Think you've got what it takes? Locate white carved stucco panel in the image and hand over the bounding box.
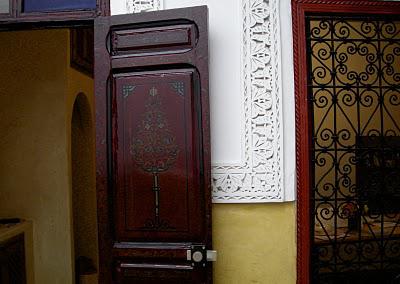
[126,0,162,12]
[109,0,296,203]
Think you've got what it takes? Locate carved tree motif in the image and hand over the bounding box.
[131,87,179,229]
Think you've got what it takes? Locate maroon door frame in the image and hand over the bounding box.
[292,0,400,283]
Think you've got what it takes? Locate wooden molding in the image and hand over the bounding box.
[70,27,94,77]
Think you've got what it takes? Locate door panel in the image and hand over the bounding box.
[95,7,211,284]
[113,69,204,242]
[110,24,197,56]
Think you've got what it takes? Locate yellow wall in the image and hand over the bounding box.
[213,203,297,284]
[0,29,95,284]
[0,29,73,284]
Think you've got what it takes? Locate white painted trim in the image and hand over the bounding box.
[280,0,296,201]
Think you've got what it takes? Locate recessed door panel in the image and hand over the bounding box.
[113,69,203,242]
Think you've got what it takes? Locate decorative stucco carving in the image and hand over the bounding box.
[126,0,163,13]
[212,0,283,202]
[125,0,284,202]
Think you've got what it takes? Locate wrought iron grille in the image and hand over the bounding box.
[307,15,400,284]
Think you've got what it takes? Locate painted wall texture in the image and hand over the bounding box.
[0,29,72,284]
[0,29,94,284]
[213,203,296,284]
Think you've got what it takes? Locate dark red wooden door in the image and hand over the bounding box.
[95,6,212,284]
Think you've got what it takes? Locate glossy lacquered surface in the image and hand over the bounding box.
[113,69,205,242]
[95,6,211,284]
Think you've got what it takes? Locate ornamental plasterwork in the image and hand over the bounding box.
[126,0,163,13]
[212,0,283,202]
[126,0,284,202]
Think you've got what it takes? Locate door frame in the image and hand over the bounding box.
[0,3,108,283]
[292,0,400,283]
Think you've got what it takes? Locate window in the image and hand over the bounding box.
[23,0,96,13]
[0,0,108,22]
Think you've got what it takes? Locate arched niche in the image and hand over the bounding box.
[71,93,98,283]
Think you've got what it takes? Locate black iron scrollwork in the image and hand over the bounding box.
[308,16,400,283]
